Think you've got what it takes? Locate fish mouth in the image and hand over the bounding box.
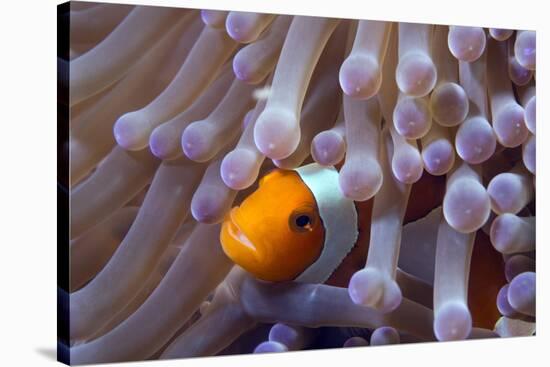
[227,215,257,251]
[220,207,260,264]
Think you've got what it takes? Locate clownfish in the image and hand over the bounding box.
[220,163,506,329]
[221,163,372,286]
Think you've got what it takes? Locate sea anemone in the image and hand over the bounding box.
[58,2,536,364]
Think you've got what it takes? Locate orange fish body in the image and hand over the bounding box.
[221,168,326,282]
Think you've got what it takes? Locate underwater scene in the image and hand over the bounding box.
[59,1,536,364]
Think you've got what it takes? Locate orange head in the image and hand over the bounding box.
[220,168,325,282]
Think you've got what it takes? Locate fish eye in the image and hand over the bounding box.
[289,207,316,233]
[296,215,311,227]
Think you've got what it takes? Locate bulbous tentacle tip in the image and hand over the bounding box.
[225,12,260,44]
[489,28,514,42]
[391,147,423,185]
[430,82,469,127]
[493,103,528,148]
[181,122,215,162]
[370,326,400,345]
[434,302,472,341]
[221,149,260,190]
[148,134,166,160]
[448,26,487,63]
[113,112,149,151]
[508,271,536,317]
[443,178,491,233]
[393,96,432,139]
[339,159,383,201]
[509,56,533,86]
[496,284,518,318]
[522,135,535,174]
[348,268,402,313]
[455,117,497,165]
[524,96,536,134]
[191,190,224,224]
[422,139,455,176]
[253,341,288,354]
[339,54,382,100]
[200,10,227,29]
[311,131,346,166]
[148,126,177,160]
[268,323,307,350]
[514,31,536,71]
[253,108,300,160]
[396,52,437,97]
[348,268,384,307]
